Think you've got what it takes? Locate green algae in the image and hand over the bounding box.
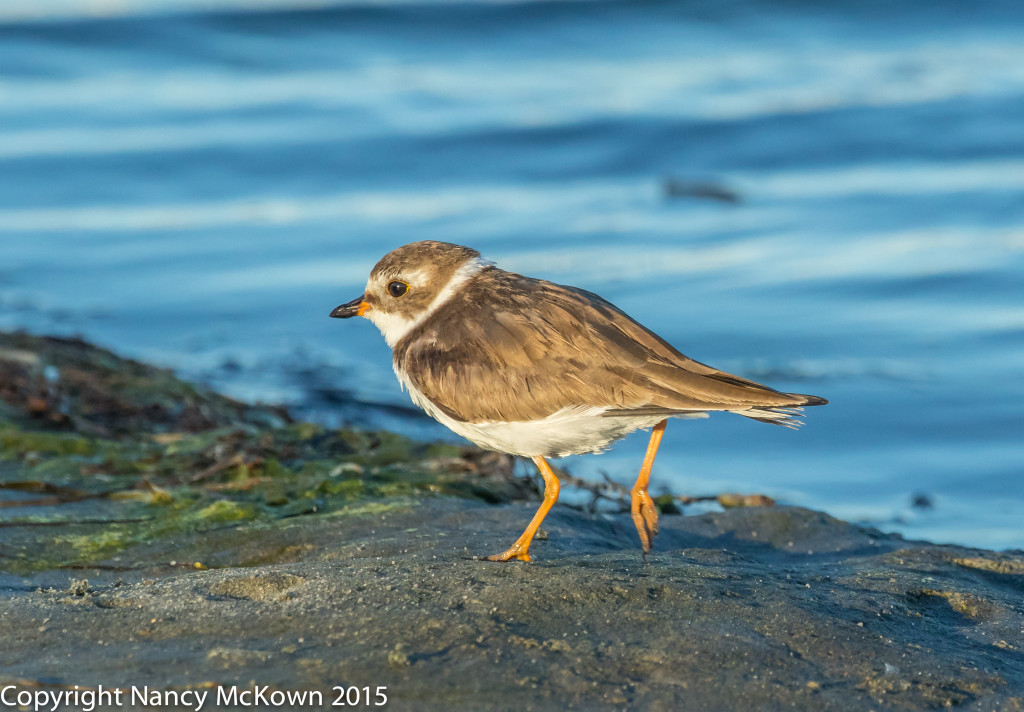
[325,499,418,519]
[1,434,522,573]
[0,331,535,574]
[0,425,99,458]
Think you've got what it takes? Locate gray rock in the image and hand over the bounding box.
[3,499,1022,711]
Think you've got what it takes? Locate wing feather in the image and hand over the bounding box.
[394,269,825,423]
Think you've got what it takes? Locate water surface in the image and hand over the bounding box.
[1,0,1022,548]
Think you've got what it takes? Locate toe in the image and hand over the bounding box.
[638,491,659,536]
[631,491,660,553]
[484,548,531,562]
[639,523,652,554]
[644,500,659,537]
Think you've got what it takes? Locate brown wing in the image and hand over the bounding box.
[395,268,826,423]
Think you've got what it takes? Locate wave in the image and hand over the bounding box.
[1,157,1022,232]
[0,0,600,25]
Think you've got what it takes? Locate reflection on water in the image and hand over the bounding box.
[1,0,1022,549]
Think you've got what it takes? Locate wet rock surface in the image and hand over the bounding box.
[1,332,1022,711]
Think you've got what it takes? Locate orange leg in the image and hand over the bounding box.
[485,455,561,562]
[631,419,667,554]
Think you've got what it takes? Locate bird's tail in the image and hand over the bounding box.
[731,393,828,429]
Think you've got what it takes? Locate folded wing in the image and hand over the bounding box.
[395,270,826,426]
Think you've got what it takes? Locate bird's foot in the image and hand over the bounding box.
[482,543,532,562]
[630,487,659,554]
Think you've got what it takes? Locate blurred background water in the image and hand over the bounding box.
[1,0,1021,549]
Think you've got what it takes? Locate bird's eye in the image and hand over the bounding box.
[387,280,409,298]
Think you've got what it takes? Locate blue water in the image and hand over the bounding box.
[1,0,1022,549]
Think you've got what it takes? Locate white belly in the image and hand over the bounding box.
[395,366,705,458]
[441,407,677,458]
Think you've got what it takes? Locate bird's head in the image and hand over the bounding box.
[330,240,489,347]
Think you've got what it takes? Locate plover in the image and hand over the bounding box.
[331,241,827,561]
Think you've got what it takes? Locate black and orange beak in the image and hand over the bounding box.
[329,296,370,319]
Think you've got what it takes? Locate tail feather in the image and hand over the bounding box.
[600,392,827,428]
[737,406,808,429]
[732,392,828,429]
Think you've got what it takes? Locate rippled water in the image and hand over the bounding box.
[1,0,1022,548]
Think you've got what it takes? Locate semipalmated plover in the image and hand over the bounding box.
[331,241,827,561]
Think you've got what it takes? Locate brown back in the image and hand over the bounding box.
[395,268,821,423]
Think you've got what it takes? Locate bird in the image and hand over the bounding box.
[330,241,827,561]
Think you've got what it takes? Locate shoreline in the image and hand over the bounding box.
[1,331,1022,710]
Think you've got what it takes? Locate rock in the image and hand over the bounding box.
[2,500,1022,710]
[1,332,1022,710]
